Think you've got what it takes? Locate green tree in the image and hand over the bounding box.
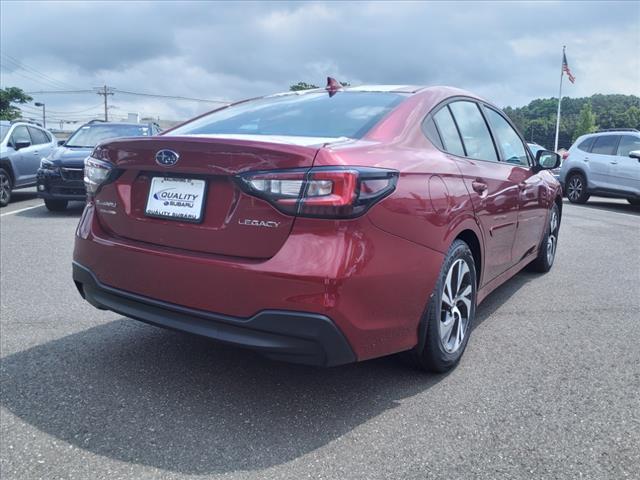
[289,82,319,91]
[0,87,32,120]
[289,80,351,92]
[573,102,597,141]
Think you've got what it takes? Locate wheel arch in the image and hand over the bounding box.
[0,158,15,185]
[565,167,588,186]
[453,229,482,287]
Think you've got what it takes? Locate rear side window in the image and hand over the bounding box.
[484,108,529,166]
[432,107,465,156]
[448,101,497,162]
[577,137,595,152]
[591,135,620,155]
[168,92,406,139]
[28,127,49,145]
[422,118,443,149]
[617,135,640,157]
[10,126,31,146]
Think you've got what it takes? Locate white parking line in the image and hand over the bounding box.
[0,204,44,217]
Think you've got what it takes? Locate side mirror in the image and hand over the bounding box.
[15,140,31,150]
[57,140,66,146]
[629,150,640,160]
[534,150,561,171]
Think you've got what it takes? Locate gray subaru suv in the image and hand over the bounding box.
[0,120,58,207]
[559,129,640,205]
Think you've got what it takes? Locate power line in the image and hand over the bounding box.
[24,90,94,94]
[20,102,104,115]
[0,53,82,90]
[113,88,229,104]
[0,64,77,91]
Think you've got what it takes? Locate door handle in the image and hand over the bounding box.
[472,180,487,194]
[583,157,589,162]
[610,161,618,165]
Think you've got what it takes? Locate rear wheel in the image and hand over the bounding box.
[410,239,477,373]
[0,168,12,207]
[566,172,589,204]
[528,203,560,273]
[44,199,68,211]
[627,198,640,206]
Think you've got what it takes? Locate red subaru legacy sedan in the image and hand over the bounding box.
[73,83,562,372]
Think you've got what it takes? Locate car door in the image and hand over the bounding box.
[7,125,39,186]
[27,127,53,177]
[613,134,640,195]
[588,135,621,190]
[483,106,548,264]
[436,100,519,283]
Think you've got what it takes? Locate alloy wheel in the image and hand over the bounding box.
[567,176,583,202]
[547,207,559,265]
[0,172,10,204]
[439,259,473,353]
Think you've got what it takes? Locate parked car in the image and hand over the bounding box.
[559,129,640,205]
[37,121,161,211]
[0,120,58,207]
[73,84,562,372]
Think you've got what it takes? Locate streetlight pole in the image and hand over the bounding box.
[34,102,46,128]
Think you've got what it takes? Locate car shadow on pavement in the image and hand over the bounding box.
[472,270,536,331]
[564,197,640,216]
[1,320,447,475]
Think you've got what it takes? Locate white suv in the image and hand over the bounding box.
[559,129,640,205]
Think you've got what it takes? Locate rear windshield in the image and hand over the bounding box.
[167,91,406,139]
[66,124,152,148]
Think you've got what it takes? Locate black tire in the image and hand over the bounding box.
[627,198,640,206]
[528,203,560,273]
[0,167,12,207]
[44,199,68,211]
[409,239,477,373]
[565,172,590,204]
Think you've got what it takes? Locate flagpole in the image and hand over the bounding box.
[554,46,566,152]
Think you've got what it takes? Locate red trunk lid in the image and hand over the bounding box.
[92,136,320,258]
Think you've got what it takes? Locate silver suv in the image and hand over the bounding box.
[0,121,58,207]
[559,129,640,205]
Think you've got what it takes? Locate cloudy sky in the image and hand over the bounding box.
[1,0,638,126]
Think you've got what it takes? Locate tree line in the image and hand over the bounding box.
[503,94,640,150]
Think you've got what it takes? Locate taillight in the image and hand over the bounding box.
[84,153,114,196]
[237,167,398,218]
[562,152,569,160]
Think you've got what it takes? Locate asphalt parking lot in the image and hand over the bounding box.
[1,189,639,480]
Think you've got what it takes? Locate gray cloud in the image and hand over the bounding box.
[1,1,638,124]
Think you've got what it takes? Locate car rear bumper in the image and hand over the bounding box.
[73,202,443,362]
[73,262,356,366]
[37,167,86,201]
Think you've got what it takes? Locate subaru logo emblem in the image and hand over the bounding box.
[155,149,179,167]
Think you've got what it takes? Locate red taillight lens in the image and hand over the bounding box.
[562,152,569,160]
[237,167,398,218]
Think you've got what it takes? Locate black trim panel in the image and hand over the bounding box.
[72,262,356,367]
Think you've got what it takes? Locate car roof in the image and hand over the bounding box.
[83,121,151,126]
[582,130,640,138]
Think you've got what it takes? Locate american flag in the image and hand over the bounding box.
[563,51,576,83]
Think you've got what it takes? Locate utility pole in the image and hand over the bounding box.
[94,85,114,121]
